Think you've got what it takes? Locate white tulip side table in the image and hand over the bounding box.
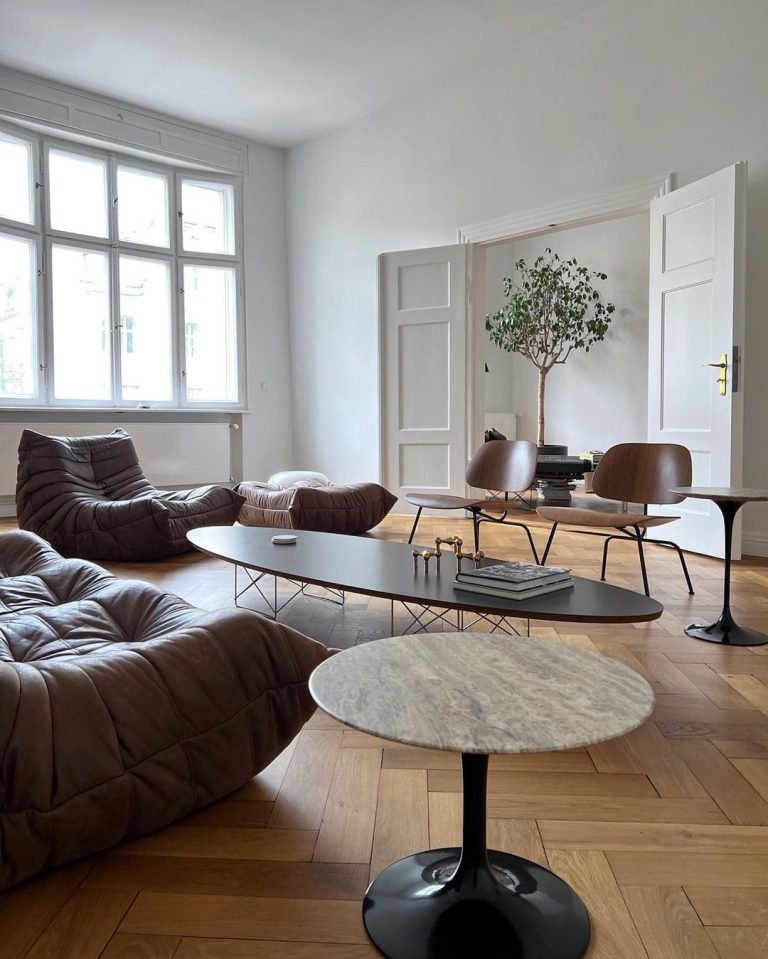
[671,486,768,646]
[309,632,655,959]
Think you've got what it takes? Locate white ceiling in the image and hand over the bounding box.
[0,0,606,147]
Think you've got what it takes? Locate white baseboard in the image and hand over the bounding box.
[743,532,768,558]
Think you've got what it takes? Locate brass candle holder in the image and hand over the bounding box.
[456,549,484,571]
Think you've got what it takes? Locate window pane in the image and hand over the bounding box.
[183,264,238,402]
[0,132,34,224]
[52,245,111,400]
[49,149,108,237]
[117,166,170,247]
[119,256,172,401]
[0,233,37,399]
[181,180,235,254]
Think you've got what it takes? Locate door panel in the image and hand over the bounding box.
[380,244,468,508]
[648,163,747,557]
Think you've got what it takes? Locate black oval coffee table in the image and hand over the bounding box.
[188,526,663,629]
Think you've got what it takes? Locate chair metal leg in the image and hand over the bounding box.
[654,538,695,595]
[541,523,558,565]
[519,524,540,565]
[634,525,650,597]
[408,507,422,545]
[601,535,619,581]
[472,511,480,553]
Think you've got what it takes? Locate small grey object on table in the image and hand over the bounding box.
[310,632,654,959]
[671,486,768,646]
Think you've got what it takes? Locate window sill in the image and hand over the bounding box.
[0,407,248,414]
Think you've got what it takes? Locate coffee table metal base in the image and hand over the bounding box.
[363,848,590,959]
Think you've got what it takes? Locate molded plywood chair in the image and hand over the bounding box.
[406,439,539,559]
[538,442,694,597]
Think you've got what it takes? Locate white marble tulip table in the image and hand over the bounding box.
[309,632,655,959]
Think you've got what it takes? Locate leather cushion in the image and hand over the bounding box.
[237,481,397,534]
[0,530,330,890]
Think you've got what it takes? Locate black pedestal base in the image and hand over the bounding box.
[686,620,768,646]
[363,847,590,959]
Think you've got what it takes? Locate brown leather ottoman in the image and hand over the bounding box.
[237,480,397,534]
[0,531,330,890]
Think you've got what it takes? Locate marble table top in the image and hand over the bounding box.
[671,487,768,503]
[309,633,655,755]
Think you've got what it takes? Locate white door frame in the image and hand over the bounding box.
[457,174,672,456]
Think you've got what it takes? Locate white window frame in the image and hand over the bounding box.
[0,119,245,410]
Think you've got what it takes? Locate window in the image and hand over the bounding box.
[0,120,242,408]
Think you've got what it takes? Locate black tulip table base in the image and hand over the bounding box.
[363,847,590,959]
[685,615,768,647]
[685,500,768,647]
[362,753,590,959]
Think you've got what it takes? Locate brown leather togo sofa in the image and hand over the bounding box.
[16,428,244,561]
[0,530,330,891]
[237,480,397,534]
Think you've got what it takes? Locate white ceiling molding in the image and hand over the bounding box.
[0,68,249,174]
[458,175,672,245]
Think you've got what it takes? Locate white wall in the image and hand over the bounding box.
[241,141,294,478]
[287,0,768,553]
[484,213,649,454]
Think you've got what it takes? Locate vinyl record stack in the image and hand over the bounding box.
[453,561,573,600]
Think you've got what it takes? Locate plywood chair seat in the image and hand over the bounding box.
[406,440,539,559]
[538,443,694,597]
[538,506,680,529]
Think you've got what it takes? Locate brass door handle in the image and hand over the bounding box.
[703,353,728,395]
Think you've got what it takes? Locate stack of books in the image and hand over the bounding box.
[453,562,573,600]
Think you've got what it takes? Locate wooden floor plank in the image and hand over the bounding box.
[485,795,727,824]
[620,885,720,959]
[623,723,708,798]
[120,893,368,943]
[230,739,298,802]
[268,730,343,830]
[101,933,180,958]
[705,926,768,958]
[369,768,429,882]
[174,940,381,958]
[313,748,381,863]
[684,886,768,926]
[382,746,594,772]
[607,852,768,887]
[722,674,768,715]
[0,860,93,959]
[120,827,317,862]
[672,741,768,825]
[428,769,657,797]
[84,855,369,900]
[539,820,768,854]
[729,758,768,800]
[25,888,136,959]
[545,850,647,958]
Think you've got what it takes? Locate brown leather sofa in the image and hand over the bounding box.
[0,530,330,890]
[237,480,397,534]
[16,428,244,560]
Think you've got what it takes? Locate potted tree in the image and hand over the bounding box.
[485,248,615,447]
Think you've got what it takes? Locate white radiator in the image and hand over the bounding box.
[0,421,234,495]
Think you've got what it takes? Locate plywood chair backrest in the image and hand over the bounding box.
[465,440,538,493]
[592,443,692,506]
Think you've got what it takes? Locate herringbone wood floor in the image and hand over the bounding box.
[3,513,768,958]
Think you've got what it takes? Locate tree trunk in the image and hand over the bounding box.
[537,367,547,446]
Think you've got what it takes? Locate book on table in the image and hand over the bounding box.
[453,578,574,601]
[455,562,571,592]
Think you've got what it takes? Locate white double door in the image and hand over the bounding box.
[379,163,747,557]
